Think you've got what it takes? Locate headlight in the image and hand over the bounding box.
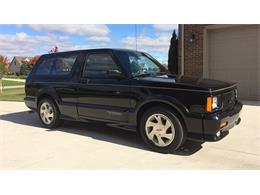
[206,96,221,112]
[212,96,218,109]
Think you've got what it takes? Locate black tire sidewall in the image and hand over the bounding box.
[139,107,186,153]
[38,98,60,128]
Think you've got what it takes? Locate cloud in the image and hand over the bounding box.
[121,35,171,53]
[0,32,89,57]
[153,24,178,31]
[24,24,110,36]
[87,36,110,43]
[120,24,178,63]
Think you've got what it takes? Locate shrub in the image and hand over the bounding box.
[20,63,31,76]
[0,61,4,79]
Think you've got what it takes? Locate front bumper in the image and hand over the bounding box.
[202,101,242,141]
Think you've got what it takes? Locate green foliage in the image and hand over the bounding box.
[20,63,31,76]
[168,30,178,74]
[0,61,4,79]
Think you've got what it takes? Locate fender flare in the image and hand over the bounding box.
[36,87,61,108]
[134,95,189,124]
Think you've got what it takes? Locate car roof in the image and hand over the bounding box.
[41,48,142,58]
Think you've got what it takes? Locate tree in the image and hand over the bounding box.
[0,61,4,93]
[29,55,40,68]
[20,62,31,76]
[19,55,40,75]
[0,55,9,73]
[168,30,178,74]
[0,55,8,64]
[0,61,4,78]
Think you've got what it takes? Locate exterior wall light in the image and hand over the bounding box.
[189,32,195,43]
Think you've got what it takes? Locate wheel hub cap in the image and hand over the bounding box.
[145,113,175,147]
[40,102,54,125]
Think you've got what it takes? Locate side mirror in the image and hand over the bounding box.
[107,70,125,79]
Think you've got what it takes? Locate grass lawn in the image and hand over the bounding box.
[0,87,25,102]
[3,75,27,79]
[2,80,25,86]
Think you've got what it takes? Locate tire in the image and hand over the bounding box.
[139,106,186,153]
[37,98,61,128]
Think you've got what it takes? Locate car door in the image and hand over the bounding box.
[77,51,131,122]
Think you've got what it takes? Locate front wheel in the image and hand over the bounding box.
[139,107,186,153]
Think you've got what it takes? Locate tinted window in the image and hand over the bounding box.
[35,58,55,75]
[35,54,77,76]
[83,53,120,78]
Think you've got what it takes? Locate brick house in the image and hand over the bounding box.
[178,24,260,101]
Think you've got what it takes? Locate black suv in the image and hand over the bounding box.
[25,48,242,153]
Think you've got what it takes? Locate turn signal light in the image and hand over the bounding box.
[206,97,212,112]
[220,122,228,129]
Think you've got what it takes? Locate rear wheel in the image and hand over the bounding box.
[38,98,61,128]
[139,107,186,153]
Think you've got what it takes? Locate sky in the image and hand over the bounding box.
[0,24,177,64]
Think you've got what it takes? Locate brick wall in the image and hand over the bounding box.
[178,24,209,77]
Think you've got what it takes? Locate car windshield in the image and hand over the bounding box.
[114,50,168,77]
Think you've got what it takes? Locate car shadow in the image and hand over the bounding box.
[0,111,203,156]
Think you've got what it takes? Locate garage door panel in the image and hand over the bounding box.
[208,25,260,100]
[209,57,258,70]
[210,61,251,70]
[209,26,259,39]
[209,69,248,82]
[249,88,260,98]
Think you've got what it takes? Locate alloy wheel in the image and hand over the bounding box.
[40,102,54,125]
[145,113,175,147]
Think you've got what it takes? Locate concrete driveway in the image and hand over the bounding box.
[0,101,259,169]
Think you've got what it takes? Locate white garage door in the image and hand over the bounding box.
[208,25,260,101]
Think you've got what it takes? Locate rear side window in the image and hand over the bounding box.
[35,58,55,75]
[83,53,120,78]
[35,54,78,76]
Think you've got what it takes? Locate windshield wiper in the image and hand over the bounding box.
[133,71,170,78]
[156,71,168,75]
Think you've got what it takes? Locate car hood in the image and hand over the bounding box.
[135,75,237,92]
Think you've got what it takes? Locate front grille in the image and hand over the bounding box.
[222,89,236,110]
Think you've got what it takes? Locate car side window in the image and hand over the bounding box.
[51,55,77,75]
[35,54,77,76]
[83,53,120,78]
[35,58,55,75]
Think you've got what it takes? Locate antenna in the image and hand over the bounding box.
[135,24,137,51]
